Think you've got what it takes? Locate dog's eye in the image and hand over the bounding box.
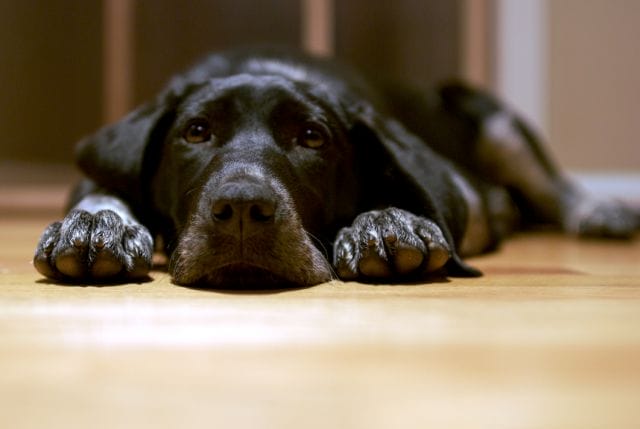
[184,120,211,143]
[298,125,327,149]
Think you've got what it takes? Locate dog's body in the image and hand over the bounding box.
[34,47,639,288]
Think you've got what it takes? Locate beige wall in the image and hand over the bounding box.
[0,0,103,163]
[10,1,635,173]
[0,1,461,165]
[548,0,640,171]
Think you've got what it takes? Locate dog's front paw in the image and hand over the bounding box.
[34,209,153,283]
[333,208,451,281]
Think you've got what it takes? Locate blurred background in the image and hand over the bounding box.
[0,0,638,179]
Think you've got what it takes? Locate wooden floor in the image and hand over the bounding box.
[1,179,640,428]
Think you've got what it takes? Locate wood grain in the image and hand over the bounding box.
[1,211,639,428]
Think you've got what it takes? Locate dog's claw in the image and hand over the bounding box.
[425,242,451,272]
[394,244,424,274]
[333,207,451,282]
[359,253,393,278]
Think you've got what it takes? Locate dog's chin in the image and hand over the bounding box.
[169,220,336,289]
[175,263,313,290]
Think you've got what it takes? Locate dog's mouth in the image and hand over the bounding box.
[168,195,335,289]
[177,262,302,290]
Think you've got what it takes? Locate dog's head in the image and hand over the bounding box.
[76,56,371,288]
[157,71,367,288]
[75,52,472,288]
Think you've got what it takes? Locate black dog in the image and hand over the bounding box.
[34,47,639,288]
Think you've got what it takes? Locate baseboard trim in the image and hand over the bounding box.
[570,171,640,204]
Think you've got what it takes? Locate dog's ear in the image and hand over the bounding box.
[75,78,194,204]
[349,102,481,277]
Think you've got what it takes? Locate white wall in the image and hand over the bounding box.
[494,0,548,136]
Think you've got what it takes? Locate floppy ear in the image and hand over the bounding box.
[74,78,196,206]
[75,101,168,203]
[349,103,481,277]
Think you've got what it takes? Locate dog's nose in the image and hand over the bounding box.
[210,182,277,233]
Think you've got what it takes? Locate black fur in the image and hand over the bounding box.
[34,47,639,288]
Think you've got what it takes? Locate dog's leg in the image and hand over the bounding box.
[439,84,639,238]
[476,110,638,237]
[34,181,153,282]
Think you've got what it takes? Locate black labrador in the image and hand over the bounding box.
[34,47,639,288]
